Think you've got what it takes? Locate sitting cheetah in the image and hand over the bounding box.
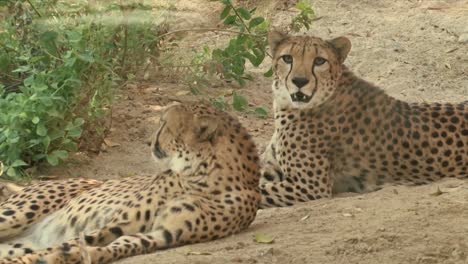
[260,31,467,208]
[0,102,261,263]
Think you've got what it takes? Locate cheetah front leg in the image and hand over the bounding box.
[260,133,285,184]
[259,158,333,208]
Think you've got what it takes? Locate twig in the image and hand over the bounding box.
[158,63,205,68]
[0,42,19,54]
[25,0,42,17]
[157,28,266,39]
[120,17,129,74]
[227,1,252,34]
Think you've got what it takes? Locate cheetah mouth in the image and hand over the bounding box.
[290,92,312,103]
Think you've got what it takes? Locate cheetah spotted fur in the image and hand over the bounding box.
[0,102,261,263]
[260,31,467,208]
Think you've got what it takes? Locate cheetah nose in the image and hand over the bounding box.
[292,77,309,89]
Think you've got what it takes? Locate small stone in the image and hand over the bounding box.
[458,33,468,43]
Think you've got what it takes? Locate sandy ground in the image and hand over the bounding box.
[38,0,468,263]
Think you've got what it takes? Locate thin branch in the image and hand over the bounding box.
[157,63,205,68]
[157,28,266,39]
[25,0,42,17]
[0,42,19,54]
[227,1,252,34]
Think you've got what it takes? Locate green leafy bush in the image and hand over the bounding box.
[0,0,162,179]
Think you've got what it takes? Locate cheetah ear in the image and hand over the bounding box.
[194,115,219,143]
[268,30,288,54]
[328,36,351,64]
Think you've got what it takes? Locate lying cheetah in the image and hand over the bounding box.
[0,102,261,263]
[260,31,467,208]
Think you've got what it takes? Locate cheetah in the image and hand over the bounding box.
[0,102,261,263]
[260,31,467,208]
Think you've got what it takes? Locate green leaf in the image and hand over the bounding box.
[46,150,68,166]
[66,30,82,43]
[46,154,59,166]
[42,135,50,150]
[220,5,231,19]
[264,67,273,77]
[248,17,264,29]
[236,7,251,20]
[243,52,258,66]
[68,127,82,138]
[41,31,59,42]
[40,31,59,56]
[0,0,11,7]
[254,233,275,244]
[224,15,236,25]
[232,93,248,112]
[77,52,95,63]
[6,167,17,177]
[24,75,35,86]
[74,118,85,126]
[11,160,28,167]
[13,65,31,73]
[32,116,40,124]
[254,107,268,118]
[52,150,68,160]
[36,124,47,137]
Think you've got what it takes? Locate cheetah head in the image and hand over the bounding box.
[150,103,224,176]
[268,31,351,109]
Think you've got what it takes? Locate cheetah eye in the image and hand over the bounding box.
[314,57,326,66]
[281,55,293,64]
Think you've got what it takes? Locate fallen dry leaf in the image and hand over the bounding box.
[300,214,310,221]
[430,187,446,196]
[186,251,212,256]
[254,233,275,244]
[175,90,191,96]
[104,138,120,147]
[37,175,58,180]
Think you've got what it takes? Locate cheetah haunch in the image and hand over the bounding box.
[0,103,261,263]
[260,31,467,208]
